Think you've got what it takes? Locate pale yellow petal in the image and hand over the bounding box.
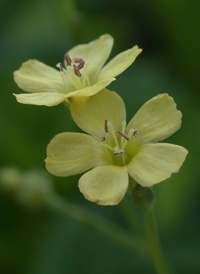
[70,89,126,138]
[65,78,115,98]
[45,133,107,177]
[67,34,114,79]
[14,92,68,106]
[79,165,128,205]
[127,94,182,143]
[14,60,71,93]
[128,143,188,187]
[98,46,142,80]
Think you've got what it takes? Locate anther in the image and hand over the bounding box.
[133,130,139,137]
[105,120,108,133]
[117,131,129,141]
[56,62,64,72]
[74,58,85,70]
[101,136,106,141]
[73,64,82,77]
[59,62,64,72]
[65,54,72,66]
[114,150,125,156]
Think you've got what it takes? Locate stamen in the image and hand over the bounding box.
[65,54,72,66]
[117,131,129,141]
[62,66,80,88]
[56,62,64,72]
[114,150,125,156]
[127,129,134,139]
[101,136,106,141]
[73,64,82,77]
[105,120,108,133]
[82,63,91,86]
[122,120,126,131]
[133,130,139,137]
[74,58,85,70]
[107,121,120,147]
[59,62,64,72]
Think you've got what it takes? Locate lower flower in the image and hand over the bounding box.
[45,89,188,206]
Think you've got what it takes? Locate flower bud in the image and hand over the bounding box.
[15,170,53,208]
[0,167,22,191]
[0,167,53,208]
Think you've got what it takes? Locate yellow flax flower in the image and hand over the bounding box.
[13,34,142,107]
[45,90,188,205]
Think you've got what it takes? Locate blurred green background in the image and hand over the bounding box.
[0,0,199,273]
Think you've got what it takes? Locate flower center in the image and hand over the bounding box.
[57,54,91,90]
[100,120,139,166]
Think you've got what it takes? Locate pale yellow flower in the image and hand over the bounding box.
[13,34,142,106]
[45,90,188,205]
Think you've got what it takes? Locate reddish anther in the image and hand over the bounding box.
[117,131,129,141]
[73,64,82,77]
[101,136,106,141]
[74,58,85,70]
[133,130,139,137]
[105,120,108,133]
[114,150,124,156]
[59,62,64,72]
[77,60,85,70]
[65,54,72,66]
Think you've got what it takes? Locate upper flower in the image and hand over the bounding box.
[45,89,188,206]
[13,34,142,107]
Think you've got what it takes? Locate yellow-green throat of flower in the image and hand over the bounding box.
[100,120,139,166]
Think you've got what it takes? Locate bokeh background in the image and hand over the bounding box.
[0,0,199,273]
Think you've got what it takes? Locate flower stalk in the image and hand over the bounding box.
[132,185,172,274]
[144,210,171,274]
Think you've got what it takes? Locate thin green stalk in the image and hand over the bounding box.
[47,194,149,257]
[132,185,172,273]
[144,210,172,274]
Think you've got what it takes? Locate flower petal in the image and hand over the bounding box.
[14,60,70,93]
[128,143,188,187]
[79,165,128,205]
[65,78,115,98]
[14,92,68,106]
[45,132,107,177]
[67,34,114,79]
[98,46,142,80]
[70,89,126,138]
[127,94,182,143]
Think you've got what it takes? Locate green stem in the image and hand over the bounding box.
[144,209,171,274]
[46,194,149,257]
[132,185,172,273]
